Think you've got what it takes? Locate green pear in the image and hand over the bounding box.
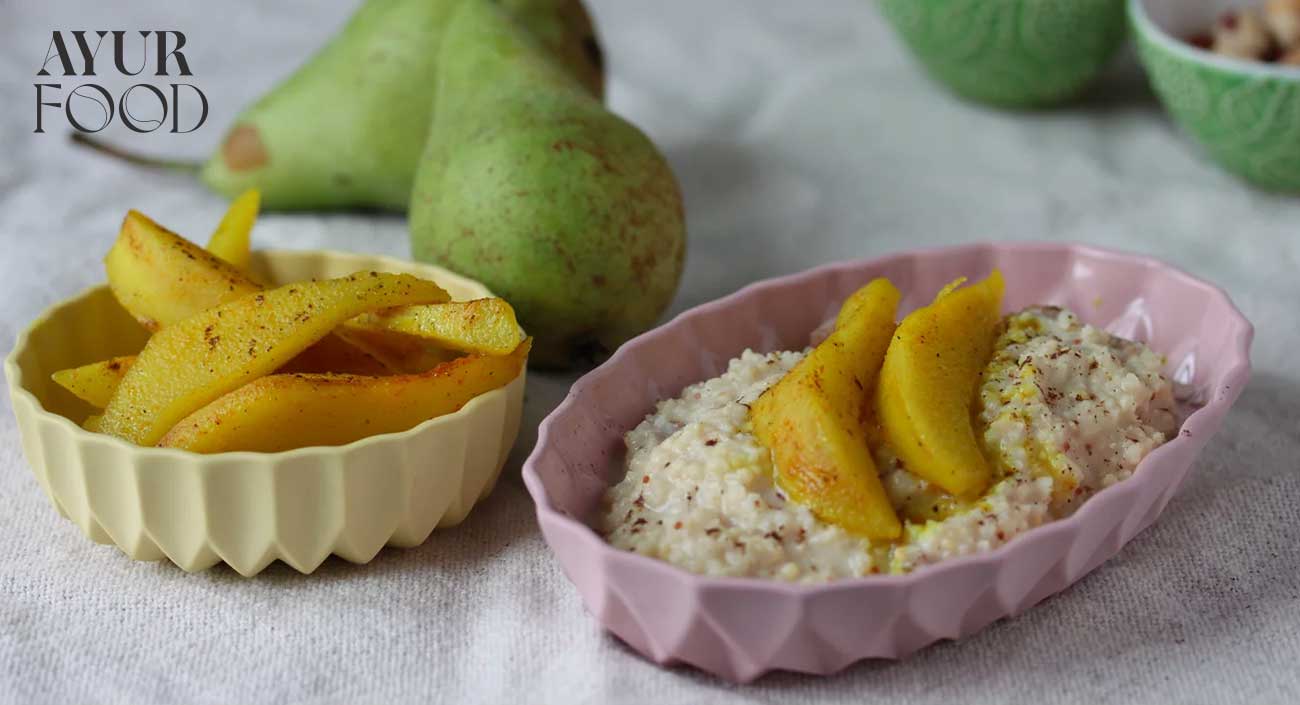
[499,0,603,96]
[409,0,686,369]
[200,0,603,211]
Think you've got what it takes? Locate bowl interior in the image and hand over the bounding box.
[15,288,151,424]
[534,245,1251,523]
[1137,0,1300,78]
[13,249,492,429]
[1140,0,1262,39]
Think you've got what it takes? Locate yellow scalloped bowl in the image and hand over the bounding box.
[4,249,526,576]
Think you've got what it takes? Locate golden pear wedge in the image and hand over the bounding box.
[346,297,522,355]
[751,278,903,539]
[206,189,260,270]
[160,339,530,453]
[106,210,261,330]
[876,271,1005,497]
[51,356,136,408]
[50,333,392,411]
[97,273,447,446]
[338,297,524,371]
[104,210,397,375]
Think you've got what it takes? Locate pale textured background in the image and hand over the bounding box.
[1,1,1298,703]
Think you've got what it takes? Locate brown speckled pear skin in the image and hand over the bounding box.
[500,0,604,97]
[200,0,604,212]
[409,0,686,370]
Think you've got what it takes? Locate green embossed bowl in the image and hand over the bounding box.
[1132,0,1300,192]
[879,0,1128,108]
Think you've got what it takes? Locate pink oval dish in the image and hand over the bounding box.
[521,242,1252,682]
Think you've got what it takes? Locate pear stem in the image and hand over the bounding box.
[68,132,201,173]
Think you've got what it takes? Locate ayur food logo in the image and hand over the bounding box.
[34,31,208,134]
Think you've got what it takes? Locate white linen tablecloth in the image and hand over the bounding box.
[2,1,1297,703]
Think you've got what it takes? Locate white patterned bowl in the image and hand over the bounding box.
[5,249,526,576]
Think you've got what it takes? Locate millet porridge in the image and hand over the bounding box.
[600,306,1177,582]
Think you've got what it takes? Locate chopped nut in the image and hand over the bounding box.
[1265,0,1300,48]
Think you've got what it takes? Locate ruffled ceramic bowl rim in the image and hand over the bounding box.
[522,241,1253,594]
[1130,0,1300,79]
[5,248,516,462]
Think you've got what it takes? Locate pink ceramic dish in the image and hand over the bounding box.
[522,242,1252,682]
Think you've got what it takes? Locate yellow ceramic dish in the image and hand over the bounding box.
[5,249,526,576]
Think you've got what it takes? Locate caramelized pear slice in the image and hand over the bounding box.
[49,335,392,417]
[159,339,530,453]
[876,271,1004,497]
[337,298,524,372]
[751,278,903,539]
[346,298,522,356]
[97,273,447,446]
[206,189,260,270]
[51,356,136,408]
[107,210,261,331]
[105,210,398,375]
